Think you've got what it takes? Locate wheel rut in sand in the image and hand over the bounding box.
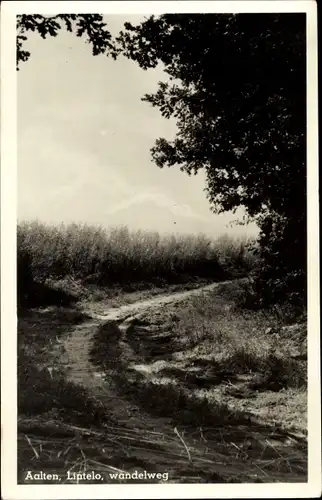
[61,282,243,477]
[62,282,223,429]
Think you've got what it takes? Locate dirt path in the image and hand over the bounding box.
[60,281,307,482]
[62,281,243,481]
[63,281,221,416]
[90,281,222,321]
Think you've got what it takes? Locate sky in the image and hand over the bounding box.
[18,14,258,238]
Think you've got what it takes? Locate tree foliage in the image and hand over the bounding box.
[117,14,306,306]
[117,14,305,219]
[16,14,307,307]
[17,14,118,69]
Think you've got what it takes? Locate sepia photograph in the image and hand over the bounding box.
[1,1,320,499]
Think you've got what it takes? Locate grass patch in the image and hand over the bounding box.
[85,280,307,481]
[168,283,307,394]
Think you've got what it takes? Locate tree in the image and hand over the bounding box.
[17,14,118,69]
[117,14,306,307]
[16,14,307,307]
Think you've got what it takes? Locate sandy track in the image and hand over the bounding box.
[90,281,223,322]
[60,280,307,482]
[63,282,221,426]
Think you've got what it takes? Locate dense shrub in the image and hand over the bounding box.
[17,245,34,307]
[249,213,306,310]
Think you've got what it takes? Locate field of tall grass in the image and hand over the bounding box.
[18,221,257,302]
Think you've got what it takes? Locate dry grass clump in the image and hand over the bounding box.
[19,409,307,484]
[171,285,307,393]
